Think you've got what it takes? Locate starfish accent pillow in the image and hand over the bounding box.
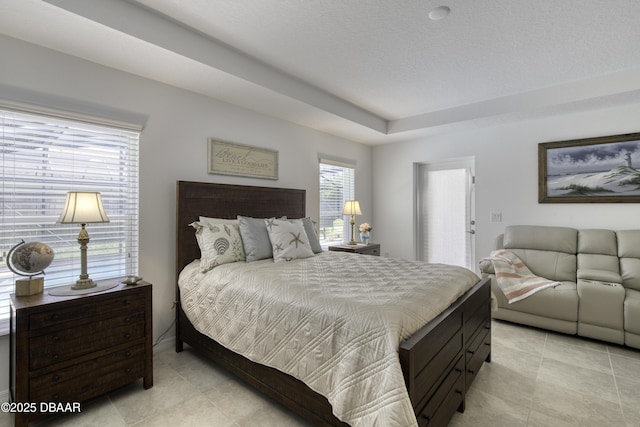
[264,218,315,262]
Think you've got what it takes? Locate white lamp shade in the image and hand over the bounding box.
[58,192,110,224]
[342,200,362,216]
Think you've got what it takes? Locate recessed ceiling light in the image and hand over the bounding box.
[429,6,451,21]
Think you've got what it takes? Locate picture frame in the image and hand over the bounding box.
[538,132,640,203]
[208,139,278,180]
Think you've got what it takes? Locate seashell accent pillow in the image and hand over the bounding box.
[190,221,245,272]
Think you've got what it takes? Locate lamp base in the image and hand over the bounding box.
[71,278,96,290]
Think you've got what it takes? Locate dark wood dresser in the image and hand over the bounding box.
[9,280,153,427]
[328,243,381,256]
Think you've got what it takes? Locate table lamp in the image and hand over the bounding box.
[342,200,362,245]
[57,192,110,290]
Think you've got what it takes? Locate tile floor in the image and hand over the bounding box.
[2,320,640,426]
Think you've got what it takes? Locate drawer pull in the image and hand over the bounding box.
[124,333,132,340]
[484,325,491,330]
[125,351,132,358]
[52,354,59,362]
[51,314,61,321]
[124,317,131,323]
[484,342,491,346]
[52,394,60,402]
[52,335,60,342]
[52,375,60,382]
[467,349,475,355]
[421,414,431,421]
[125,368,132,374]
[455,389,463,395]
[123,300,131,305]
[467,369,475,375]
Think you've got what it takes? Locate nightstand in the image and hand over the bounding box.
[328,243,381,256]
[9,279,153,427]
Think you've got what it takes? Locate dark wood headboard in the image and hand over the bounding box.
[175,181,306,281]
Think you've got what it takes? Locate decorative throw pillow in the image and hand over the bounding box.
[301,217,323,254]
[191,221,245,272]
[238,215,273,262]
[265,218,315,262]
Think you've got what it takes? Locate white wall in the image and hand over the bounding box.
[0,35,373,395]
[373,104,640,267]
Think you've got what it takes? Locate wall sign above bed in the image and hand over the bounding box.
[208,138,278,180]
[538,132,640,203]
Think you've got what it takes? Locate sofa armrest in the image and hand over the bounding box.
[479,259,494,275]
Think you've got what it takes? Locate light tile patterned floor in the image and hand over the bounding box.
[2,320,640,426]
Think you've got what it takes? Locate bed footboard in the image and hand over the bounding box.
[400,277,491,427]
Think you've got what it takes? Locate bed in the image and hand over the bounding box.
[175,181,491,427]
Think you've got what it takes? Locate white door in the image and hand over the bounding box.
[417,158,475,270]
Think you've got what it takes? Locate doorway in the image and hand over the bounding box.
[416,158,475,270]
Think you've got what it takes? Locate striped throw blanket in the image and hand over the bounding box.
[483,249,559,303]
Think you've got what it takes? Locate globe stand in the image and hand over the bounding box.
[15,277,44,297]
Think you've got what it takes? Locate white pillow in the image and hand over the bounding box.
[265,218,315,262]
[191,221,245,271]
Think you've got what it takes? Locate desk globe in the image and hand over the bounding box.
[7,240,54,296]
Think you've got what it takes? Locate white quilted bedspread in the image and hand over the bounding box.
[178,251,479,427]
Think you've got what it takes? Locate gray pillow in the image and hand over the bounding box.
[301,217,323,254]
[237,215,273,262]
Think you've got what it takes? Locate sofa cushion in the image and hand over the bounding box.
[577,254,620,274]
[620,258,640,291]
[618,230,640,258]
[624,289,640,335]
[618,230,640,291]
[508,248,577,282]
[503,225,577,254]
[577,269,622,283]
[578,229,618,256]
[491,279,578,322]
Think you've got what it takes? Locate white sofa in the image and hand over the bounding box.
[480,225,640,349]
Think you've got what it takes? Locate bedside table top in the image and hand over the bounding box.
[329,243,378,250]
[10,278,151,310]
[328,243,380,255]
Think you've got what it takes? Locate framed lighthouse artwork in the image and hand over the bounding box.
[539,132,640,203]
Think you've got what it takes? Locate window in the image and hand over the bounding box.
[319,159,355,247]
[0,107,140,334]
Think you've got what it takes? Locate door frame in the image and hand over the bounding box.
[413,156,476,268]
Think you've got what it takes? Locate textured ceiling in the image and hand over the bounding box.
[2,0,640,144]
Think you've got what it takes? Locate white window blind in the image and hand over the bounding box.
[0,108,140,334]
[319,160,355,247]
